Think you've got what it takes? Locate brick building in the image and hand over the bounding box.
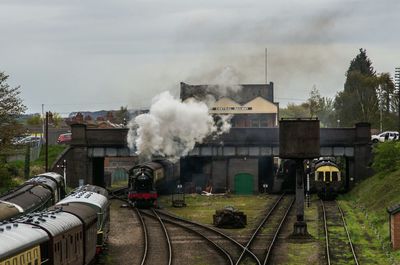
[388,204,400,250]
[180,82,279,194]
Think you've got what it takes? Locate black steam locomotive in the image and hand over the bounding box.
[128,160,179,208]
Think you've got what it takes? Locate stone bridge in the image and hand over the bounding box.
[52,123,371,188]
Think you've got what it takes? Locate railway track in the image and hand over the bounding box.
[154,208,261,265]
[236,194,294,265]
[137,208,173,265]
[107,186,128,199]
[141,209,235,265]
[321,200,359,265]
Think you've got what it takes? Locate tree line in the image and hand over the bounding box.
[280,48,399,130]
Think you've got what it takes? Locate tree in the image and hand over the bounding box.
[115,106,129,125]
[279,103,310,119]
[26,114,42,126]
[334,48,379,127]
[377,73,395,113]
[51,112,63,128]
[0,72,26,153]
[307,86,335,127]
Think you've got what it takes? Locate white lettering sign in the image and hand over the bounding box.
[212,107,252,111]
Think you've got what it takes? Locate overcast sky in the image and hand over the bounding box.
[0,0,399,115]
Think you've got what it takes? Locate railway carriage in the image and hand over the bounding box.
[36,172,66,200]
[0,222,48,265]
[48,204,98,265]
[56,185,110,252]
[0,172,65,222]
[0,184,108,265]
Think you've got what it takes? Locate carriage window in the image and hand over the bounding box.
[332,172,338,181]
[325,172,331,182]
[318,172,324,181]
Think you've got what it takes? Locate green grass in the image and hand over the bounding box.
[337,168,400,263]
[0,145,67,192]
[32,144,67,168]
[158,194,274,234]
[284,196,321,265]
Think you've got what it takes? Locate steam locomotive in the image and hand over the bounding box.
[128,160,179,208]
[0,184,109,265]
[0,172,66,221]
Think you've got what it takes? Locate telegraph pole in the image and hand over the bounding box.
[45,112,49,171]
[395,67,400,132]
[265,48,268,84]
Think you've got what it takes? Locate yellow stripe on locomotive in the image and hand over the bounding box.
[314,165,341,182]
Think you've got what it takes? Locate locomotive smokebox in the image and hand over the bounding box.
[279,118,320,159]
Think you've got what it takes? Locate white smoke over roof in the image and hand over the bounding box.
[127,91,231,162]
[207,66,242,97]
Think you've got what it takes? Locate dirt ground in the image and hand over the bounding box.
[97,200,143,265]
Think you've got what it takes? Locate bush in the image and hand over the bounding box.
[372,142,400,173]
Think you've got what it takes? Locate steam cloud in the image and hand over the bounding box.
[207,66,242,97]
[127,91,231,162]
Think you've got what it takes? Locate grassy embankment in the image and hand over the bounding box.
[337,142,400,264]
[0,145,67,193]
[338,169,400,264]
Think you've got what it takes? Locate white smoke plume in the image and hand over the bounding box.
[127,91,231,162]
[205,66,243,98]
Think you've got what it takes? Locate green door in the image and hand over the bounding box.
[234,173,254,195]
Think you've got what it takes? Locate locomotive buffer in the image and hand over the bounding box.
[279,118,320,237]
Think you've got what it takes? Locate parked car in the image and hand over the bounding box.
[14,135,42,145]
[371,131,399,143]
[57,132,72,144]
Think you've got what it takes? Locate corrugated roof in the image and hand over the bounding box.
[57,191,108,213]
[37,172,64,185]
[49,203,97,226]
[27,177,57,192]
[0,222,48,260]
[16,210,81,236]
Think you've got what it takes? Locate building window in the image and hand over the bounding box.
[251,120,260,127]
[260,120,268,127]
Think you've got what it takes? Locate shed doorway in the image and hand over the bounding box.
[234,173,254,195]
